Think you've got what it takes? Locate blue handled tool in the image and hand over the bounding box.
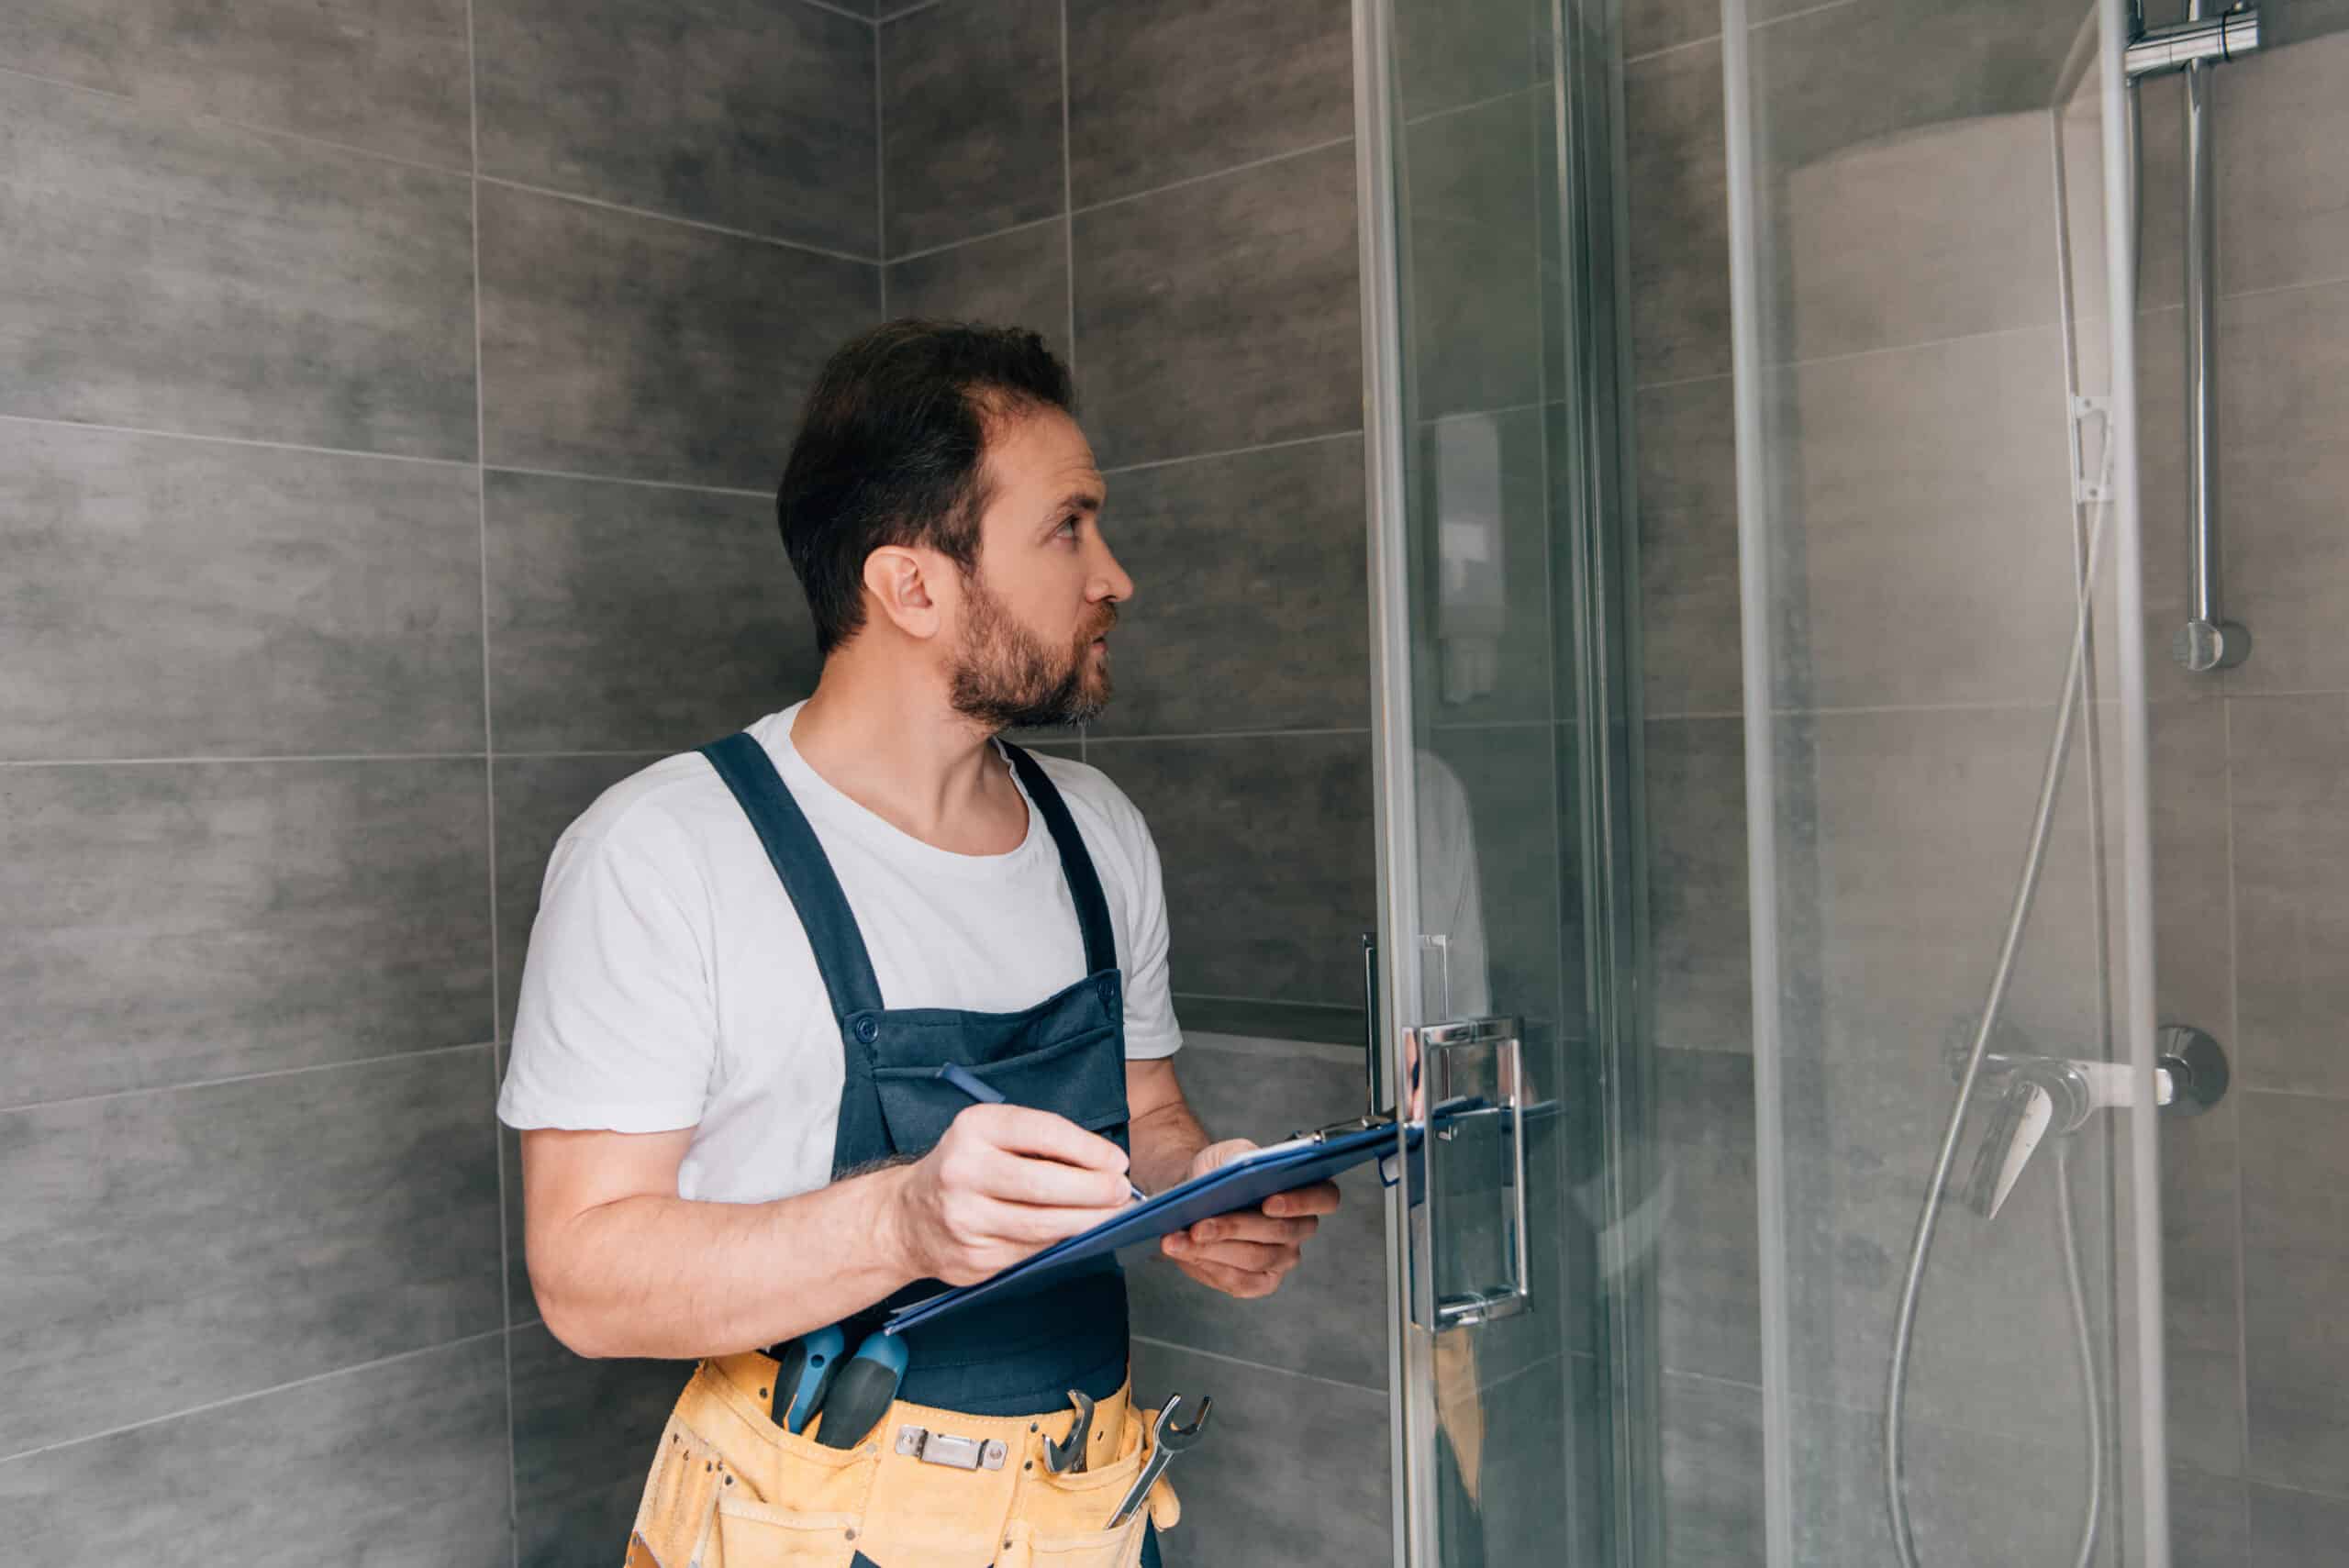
[935,1063,1145,1203]
[772,1323,845,1434]
[814,1330,909,1450]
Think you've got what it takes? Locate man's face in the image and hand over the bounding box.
[947,407,1132,731]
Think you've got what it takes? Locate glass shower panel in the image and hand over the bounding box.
[1721,2,2166,1564]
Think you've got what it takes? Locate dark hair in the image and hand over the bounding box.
[777,319,1075,657]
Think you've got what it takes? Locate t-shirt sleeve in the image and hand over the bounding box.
[1114,802,1184,1062]
[496,815,718,1133]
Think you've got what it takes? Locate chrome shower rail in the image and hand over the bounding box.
[2130,4,2262,672]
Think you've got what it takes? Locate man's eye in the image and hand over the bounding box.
[1056,517,1080,539]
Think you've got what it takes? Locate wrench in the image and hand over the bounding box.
[1108,1394,1213,1529]
[1044,1389,1095,1475]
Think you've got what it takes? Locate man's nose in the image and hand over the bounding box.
[1094,543,1135,606]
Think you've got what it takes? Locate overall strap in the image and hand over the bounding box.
[999,743,1119,979]
[697,732,885,1020]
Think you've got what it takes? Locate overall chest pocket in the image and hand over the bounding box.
[869,1024,1127,1156]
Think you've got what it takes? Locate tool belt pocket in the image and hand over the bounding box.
[1002,1400,1178,1568]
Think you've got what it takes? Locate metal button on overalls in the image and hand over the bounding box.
[621,731,1169,1568]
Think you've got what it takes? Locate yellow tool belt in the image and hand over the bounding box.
[624,1350,1180,1568]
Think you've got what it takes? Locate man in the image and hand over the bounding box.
[497,320,1341,1567]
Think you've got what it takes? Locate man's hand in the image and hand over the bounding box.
[1158,1139,1341,1299]
[885,1105,1136,1285]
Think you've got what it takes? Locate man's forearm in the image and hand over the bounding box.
[533,1165,918,1361]
[1128,1098,1213,1195]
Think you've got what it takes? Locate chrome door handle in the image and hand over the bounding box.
[1406,1015,1532,1331]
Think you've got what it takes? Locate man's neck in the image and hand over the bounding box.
[789,656,1029,855]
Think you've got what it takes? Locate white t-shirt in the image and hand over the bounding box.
[496,702,1183,1205]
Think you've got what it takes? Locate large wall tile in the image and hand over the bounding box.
[0,423,483,761]
[0,72,476,458]
[1089,435,1368,739]
[885,220,1071,363]
[2171,1467,2251,1568]
[1132,1339,1389,1568]
[1636,375,1742,718]
[479,181,876,490]
[1775,108,2060,362]
[510,1322,691,1568]
[476,0,876,253]
[1623,39,1730,386]
[1166,994,1366,1047]
[486,471,820,754]
[2160,1092,2248,1475]
[1403,88,1544,421]
[2249,1481,2349,1568]
[1645,717,1751,1055]
[0,1333,508,1562]
[1089,732,1374,1007]
[2228,694,2349,1096]
[2219,30,2349,298]
[1074,142,1359,469]
[0,0,471,168]
[0,1048,503,1457]
[1661,1373,1765,1568]
[1765,328,2077,711]
[2216,279,2349,695]
[1065,0,1352,207]
[880,0,1063,257]
[2241,1090,2349,1492]
[0,761,492,1107]
[1126,1037,1388,1390]
[1658,1047,1761,1385]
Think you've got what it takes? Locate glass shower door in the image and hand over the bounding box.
[1355,0,1649,1562]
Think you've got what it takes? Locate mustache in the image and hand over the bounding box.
[1080,604,1119,641]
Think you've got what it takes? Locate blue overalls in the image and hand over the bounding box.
[665,728,1164,1568]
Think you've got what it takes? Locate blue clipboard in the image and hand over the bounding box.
[882,1095,1558,1334]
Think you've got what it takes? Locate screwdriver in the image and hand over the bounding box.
[934,1062,1146,1204]
[814,1330,910,1450]
[772,1323,845,1434]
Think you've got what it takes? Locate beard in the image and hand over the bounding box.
[947,571,1117,731]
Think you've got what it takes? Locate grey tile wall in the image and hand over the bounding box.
[884,218,1072,362]
[0,1334,512,1564]
[478,181,877,490]
[878,0,1063,257]
[1,5,881,1560]
[0,423,485,761]
[0,0,472,168]
[1074,139,1361,469]
[1064,0,1353,207]
[0,72,478,459]
[475,0,877,252]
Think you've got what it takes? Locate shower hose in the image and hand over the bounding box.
[1880,459,2113,1568]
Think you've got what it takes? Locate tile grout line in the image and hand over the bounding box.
[461,5,521,1554]
[1072,132,1355,218]
[886,212,1064,265]
[0,1041,496,1126]
[0,1326,511,1471]
[1128,1335,1384,1398]
[477,174,880,265]
[1401,78,1552,132]
[0,412,783,500]
[796,0,875,21]
[1100,428,1362,476]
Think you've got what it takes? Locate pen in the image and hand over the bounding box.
[935,1062,1146,1204]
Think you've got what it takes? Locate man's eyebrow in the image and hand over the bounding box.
[1054,492,1103,514]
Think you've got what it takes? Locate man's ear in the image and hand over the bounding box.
[861,545,949,641]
